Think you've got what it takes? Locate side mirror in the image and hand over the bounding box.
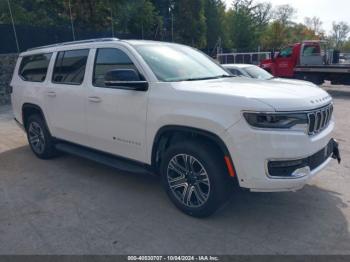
[104,69,148,91]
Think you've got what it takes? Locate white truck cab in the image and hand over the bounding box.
[11,38,340,217]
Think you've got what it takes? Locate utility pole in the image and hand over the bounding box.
[109,0,114,37]
[68,0,76,41]
[171,13,174,42]
[7,0,20,53]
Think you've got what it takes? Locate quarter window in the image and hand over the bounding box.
[52,49,89,85]
[93,48,139,87]
[19,53,52,82]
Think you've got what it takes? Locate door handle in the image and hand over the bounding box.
[88,96,102,103]
[47,91,56,97]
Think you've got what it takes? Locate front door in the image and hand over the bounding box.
[275,46,294,77]
[85,47,149,162]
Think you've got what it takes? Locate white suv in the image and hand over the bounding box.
[11,38,340,217]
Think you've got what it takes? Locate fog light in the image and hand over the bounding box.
[291,166,310,178]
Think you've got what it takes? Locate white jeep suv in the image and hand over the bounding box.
[11,38,340,217]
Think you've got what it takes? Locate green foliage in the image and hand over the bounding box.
[225,0,272,51]
[120,0,162,38]
[204,0,226,49]
[343,40,350,52]
[1,0,350,52]
[173,0,207,48]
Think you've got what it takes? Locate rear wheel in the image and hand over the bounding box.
[26,114,57,159]
[160,140,232,217]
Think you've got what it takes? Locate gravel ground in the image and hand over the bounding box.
[0,85,349,255]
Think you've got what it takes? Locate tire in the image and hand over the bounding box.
[26,114,57,159]
[160,140,233,217]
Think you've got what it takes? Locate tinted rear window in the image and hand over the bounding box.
[52,49,89,85]
[19,53,52,82]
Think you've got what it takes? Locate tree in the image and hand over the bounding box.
[226,0,272,51]
[304,16,324,36]
[204,0,227,51]
[0,0,68,26]
[330,21,350,50]
[172,0,207,48]
[273,4,296,26]
[127,0,162,39]
[343,39,350,52]
[260,21,285,50]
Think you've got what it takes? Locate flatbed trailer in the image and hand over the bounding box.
[260,41,350,85]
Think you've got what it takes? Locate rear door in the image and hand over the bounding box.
[45,49,90,145]
[84,46,149,162]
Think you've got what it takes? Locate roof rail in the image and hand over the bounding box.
[27,38,120,51]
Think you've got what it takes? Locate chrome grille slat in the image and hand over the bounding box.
[324,107,329,127]
[307,104,333,135]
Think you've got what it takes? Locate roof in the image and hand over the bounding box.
[21,38,183,56]
[27,38,120,51]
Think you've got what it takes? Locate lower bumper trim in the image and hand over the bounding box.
[267,139,337,178]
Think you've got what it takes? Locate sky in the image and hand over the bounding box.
[224,0,350,34]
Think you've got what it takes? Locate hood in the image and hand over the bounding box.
[272,77,317,88]
[172,77,332,111]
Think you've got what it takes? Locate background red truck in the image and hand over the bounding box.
[260,40,350,85]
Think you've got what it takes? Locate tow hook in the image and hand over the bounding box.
[332,139,341,164]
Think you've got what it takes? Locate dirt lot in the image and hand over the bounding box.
[0,85,349,255]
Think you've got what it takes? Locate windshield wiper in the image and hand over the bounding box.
[182,76,220,81]
[182,75,235,81]
[217,74,236,78]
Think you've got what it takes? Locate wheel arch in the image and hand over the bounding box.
[22,103,49,132]
[151,125,236,178]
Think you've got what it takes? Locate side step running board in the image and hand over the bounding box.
[55,142,152,174]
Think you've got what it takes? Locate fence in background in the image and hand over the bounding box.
[217,52,271,65]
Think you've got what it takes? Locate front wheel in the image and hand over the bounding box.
[160,140,232,217]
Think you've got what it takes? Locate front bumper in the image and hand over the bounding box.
[223,117,338,192]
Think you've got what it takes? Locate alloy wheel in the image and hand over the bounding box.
[28,121,46,154]
[167,154,210,208]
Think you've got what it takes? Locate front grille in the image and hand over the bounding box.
[267,140,334,178]
[308,104,333,135]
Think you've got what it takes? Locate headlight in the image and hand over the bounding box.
[243,112,308,130]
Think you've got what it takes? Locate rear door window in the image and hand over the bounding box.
[19,53,52,82]
[52,49,89,85]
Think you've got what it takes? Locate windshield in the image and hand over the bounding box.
[134,44,230,82]
[243,65,273,80]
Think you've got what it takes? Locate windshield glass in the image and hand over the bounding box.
[243,66,273,80]
[134,44,230,82]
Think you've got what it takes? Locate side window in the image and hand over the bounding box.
[19,53,52,82]
[278,47,293,58]
[93,48,139,87]
[303,45,320,56]
[52,49,89,85]
[228,68,242,76]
